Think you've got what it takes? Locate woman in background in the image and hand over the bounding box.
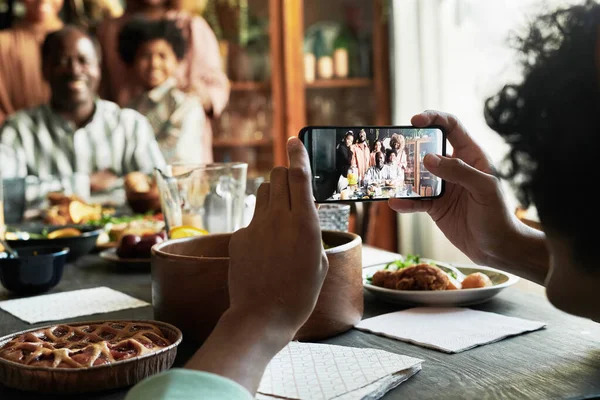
[96,0,229,154]
[369,139,383,166]
[390,133,408,172]
[0,0,64,125]
[336,131,354,193]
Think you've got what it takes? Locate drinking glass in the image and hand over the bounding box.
[242,177,265,228]
[155,163,248,235]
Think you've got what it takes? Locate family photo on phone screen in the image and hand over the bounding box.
[301,127,445,202]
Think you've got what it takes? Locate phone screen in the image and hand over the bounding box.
[299,126,446,203]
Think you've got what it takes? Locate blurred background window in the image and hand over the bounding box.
[390,0,579,261]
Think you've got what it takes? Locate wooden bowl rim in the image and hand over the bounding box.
[152,230,362,261]
[322,230,362,254]
[0,319,182,373]
[152,233,232,261]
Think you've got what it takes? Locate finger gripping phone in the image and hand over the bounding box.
[298,126,446,203]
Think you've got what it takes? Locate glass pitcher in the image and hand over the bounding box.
[155,163,248,236]
[347,166,358,186]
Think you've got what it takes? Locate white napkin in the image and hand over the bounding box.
[0,287,149,324]
[256,341,423,400]
[355,307,546,353]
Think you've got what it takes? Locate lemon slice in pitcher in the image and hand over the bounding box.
[169,226,208,239]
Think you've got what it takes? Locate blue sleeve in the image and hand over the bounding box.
[125,368,255,400]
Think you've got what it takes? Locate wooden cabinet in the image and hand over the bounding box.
[406,137,439,196]
[199,0,391,178]
[194,0,285,179]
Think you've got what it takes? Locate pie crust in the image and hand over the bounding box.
[0,321,172,369]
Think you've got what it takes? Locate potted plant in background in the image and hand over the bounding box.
[201,0,269,82]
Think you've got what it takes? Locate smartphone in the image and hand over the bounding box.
[298,126,446,203]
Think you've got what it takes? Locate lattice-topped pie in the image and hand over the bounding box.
[0,321,172,368]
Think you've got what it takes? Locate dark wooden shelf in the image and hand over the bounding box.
[230,81,270,91]
[213,138,273,148]
[305,78,373,89]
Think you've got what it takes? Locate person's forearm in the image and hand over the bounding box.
[487,220,550,285]
[184,309,294,395]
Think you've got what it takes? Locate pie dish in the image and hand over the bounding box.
[0,320,182,393]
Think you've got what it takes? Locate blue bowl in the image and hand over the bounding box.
[5,224,102,262]
[0,247,69,294]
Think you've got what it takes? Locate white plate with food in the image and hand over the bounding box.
[363,255,519,306]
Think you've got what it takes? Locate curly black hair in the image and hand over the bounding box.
[484,0,600,259]
[117,16,187,66]
[41,25,102,64]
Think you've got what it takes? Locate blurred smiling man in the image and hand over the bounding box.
[0,25,165,192]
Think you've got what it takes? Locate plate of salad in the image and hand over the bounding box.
[90,213,165,250]
[363,254,519,306]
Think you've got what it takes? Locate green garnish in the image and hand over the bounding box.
[86,213,151,227]
[384,254,421,271]
[439,266,457,280]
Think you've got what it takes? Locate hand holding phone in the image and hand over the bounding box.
[298,126,446,203]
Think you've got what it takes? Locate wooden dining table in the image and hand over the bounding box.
[1,245,599,400]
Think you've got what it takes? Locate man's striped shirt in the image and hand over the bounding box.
[0,99,166,179]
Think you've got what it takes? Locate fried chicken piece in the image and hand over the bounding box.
[44,204,71,225]
[372,264,450,291]
[47,192,85,206]
[395,264,450,290]
[371,270,397,288]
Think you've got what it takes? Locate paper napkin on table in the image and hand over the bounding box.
[355,307,546,353]
[255,341,423,400]
[0,286,149,324]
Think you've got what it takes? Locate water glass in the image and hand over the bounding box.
[318,204,351,232]
[156,163,248,235]
[242,177,264,228]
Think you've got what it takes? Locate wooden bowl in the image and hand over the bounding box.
[151,231,363,344]
[0,320,182,394]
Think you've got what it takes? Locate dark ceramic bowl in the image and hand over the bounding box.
[5,224,102,262]
[0,247,69,294]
